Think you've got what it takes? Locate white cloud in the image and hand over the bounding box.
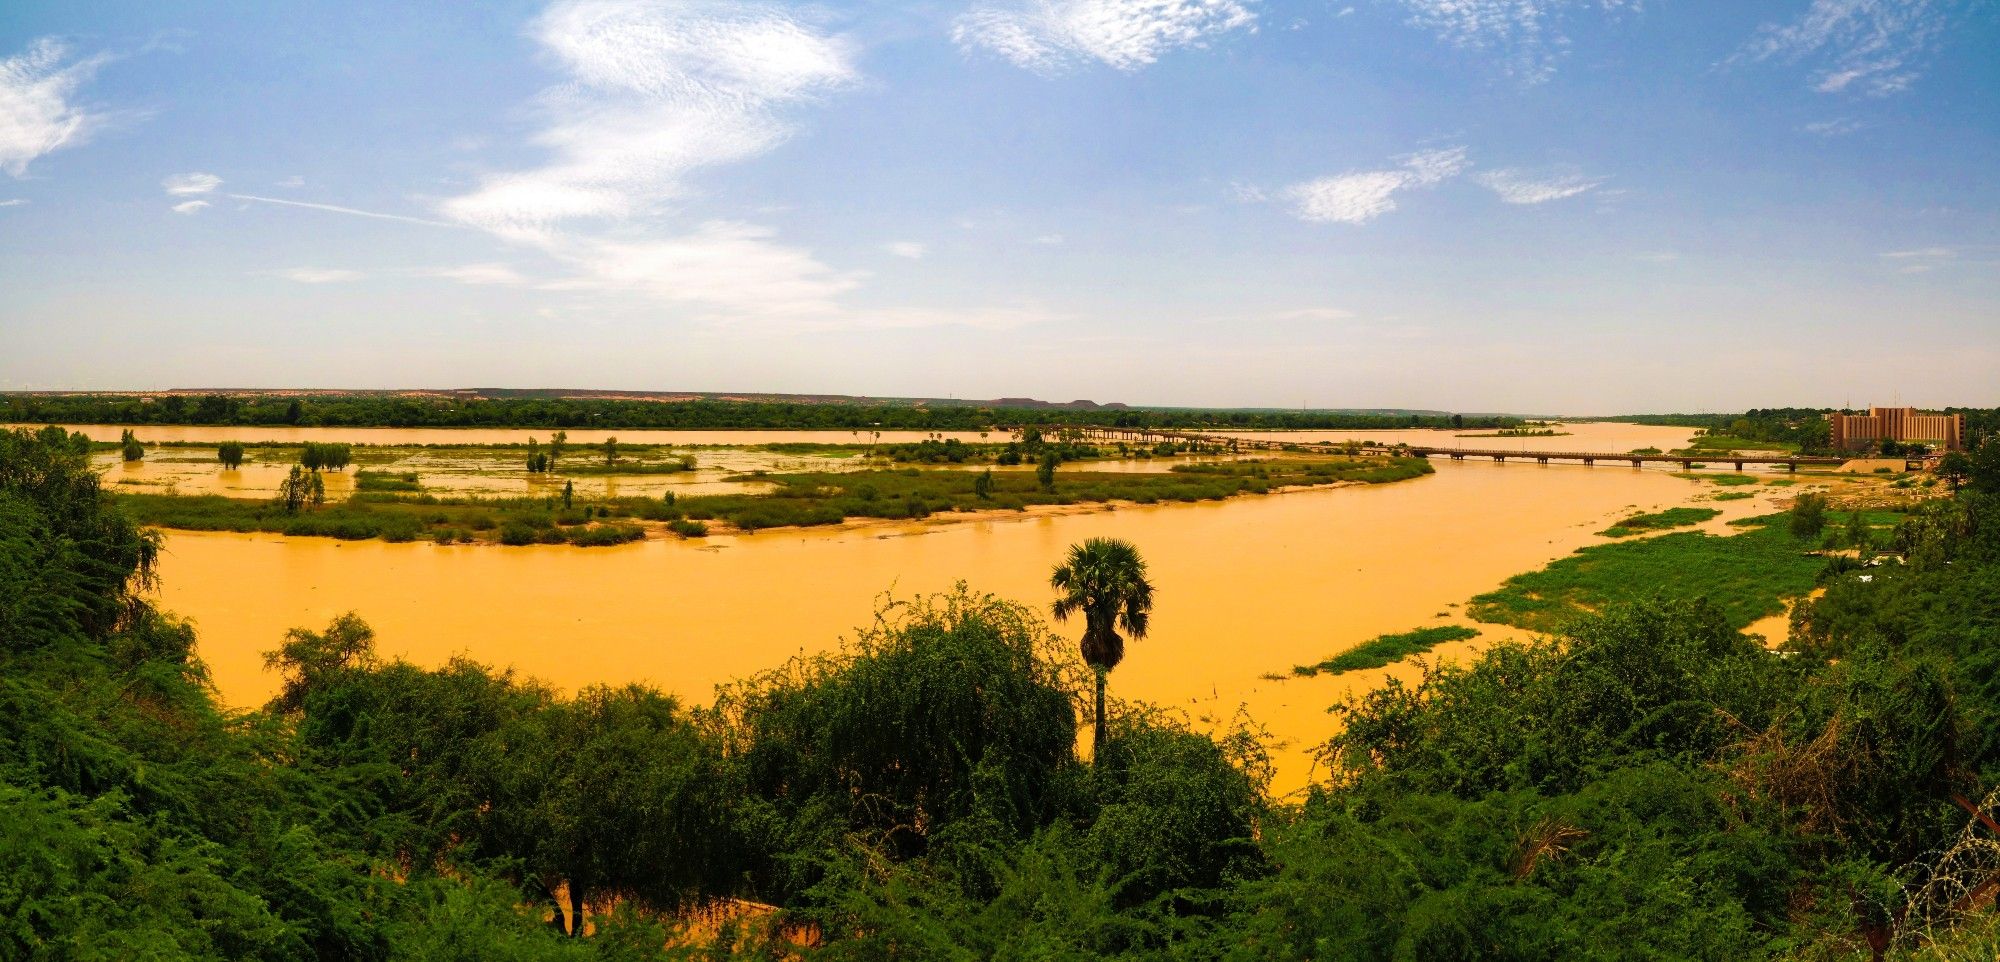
[539,220,864,318]
[162,172,221,196]
[1734,0,1957,97]
[277,175,305,188]
[0,198,26,207]
[229,193,460,228]
[439,0,856,243]
[1,39,111,176]
[1880,247,1955,274]
[954,0,1257,73]
[271,268,364,284]
[1801,117,1866,136]
[1390,0,1640,84]
[1281,146,1467,225]
[1475,167,1602,205]
[884,241,927,259]
[421,263,528,285]
[170,200,210,215]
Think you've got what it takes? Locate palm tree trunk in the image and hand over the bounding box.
[1093,666,1108,763]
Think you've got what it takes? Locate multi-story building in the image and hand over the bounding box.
[1827,406,1965,451]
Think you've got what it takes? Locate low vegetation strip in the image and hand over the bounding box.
[1596,507,1720,537]
[1290,625,1481,677]
[683,458,1432,531]
[1468,514,1831,633]
[113,455,1434,543]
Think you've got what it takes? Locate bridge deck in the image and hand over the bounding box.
[1010,425,1848,469]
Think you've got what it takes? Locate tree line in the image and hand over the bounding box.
[5,393,1522,432]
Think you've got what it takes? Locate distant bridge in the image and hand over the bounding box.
[1016,425,1849,473]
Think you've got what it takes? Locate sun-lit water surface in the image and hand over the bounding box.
[150,424,1794,795]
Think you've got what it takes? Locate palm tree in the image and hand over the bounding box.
[1050,538,1154,760]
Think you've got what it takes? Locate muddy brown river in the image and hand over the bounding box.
[131,423,1815,794]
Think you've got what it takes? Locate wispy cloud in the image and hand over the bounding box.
[0,198,26,207]
[884,241,927,259]
[170,200,210,215]
[1880,247,1955,274]
[419,263,528,285]
[1733,0,1961,96]
[228,193,461,228]
[277,175,304,188]
[270,268,365,284]
[440,0,857,244]
[1389,0,1640,84]
[1475,167,1602,205]
[1,39,112,176]
[162,172,221,196]
[954,0,1257,73]
[539,221,864,318]
[1281,146,1467,225]
[1032,233,1065,245]
[1801,117,1866,136]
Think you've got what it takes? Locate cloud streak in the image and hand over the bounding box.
[1281,146,1468,224]
[954,0,1257,73]
[228,193,462,228]
[1475,167,1602,205]
[163,172,221,195]
[1734,0,1960,96]
[1389,0,1639,84]
[1,39,112,176]
[270,268,364,284]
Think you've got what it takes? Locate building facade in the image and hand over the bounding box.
[1827,407,1965,451]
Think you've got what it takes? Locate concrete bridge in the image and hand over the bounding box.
[1015,425,1848,473]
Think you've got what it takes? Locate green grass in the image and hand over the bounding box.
[1711,491,1755,501]
[1672,472,1761,487]
[1596,507,1721,537]
[355,470,421,492]
[679,457,1433,532]
[117,493,646,547]
[1468,514,1834,633]
[1290,625,1482,677]
[115,454,1434,542]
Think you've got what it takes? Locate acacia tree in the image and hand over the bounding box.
[974,469,994,499]
[1037,453,1058,492]
[278,466,311,514]
[120,429,144,463]
[602,436,618,466]
[1050,538,1154,759]
[549,431,567,472]
[216,441,245,470]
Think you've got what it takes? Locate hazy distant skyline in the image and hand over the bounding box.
[2,0,1996,413]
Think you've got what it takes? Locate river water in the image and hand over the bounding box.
[132,423,1819,794]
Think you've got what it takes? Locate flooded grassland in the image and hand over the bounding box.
[143,423,1863,793]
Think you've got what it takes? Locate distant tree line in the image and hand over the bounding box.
[4,393,1523,433]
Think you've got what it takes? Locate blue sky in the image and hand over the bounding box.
[1,0,1995,413]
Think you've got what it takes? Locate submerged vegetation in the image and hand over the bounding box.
[9,424,2000,959]
[1469,513,1834,632]
[1289,625,1482,677]
[111,454,1434,543]
[1597,506,1721,537]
